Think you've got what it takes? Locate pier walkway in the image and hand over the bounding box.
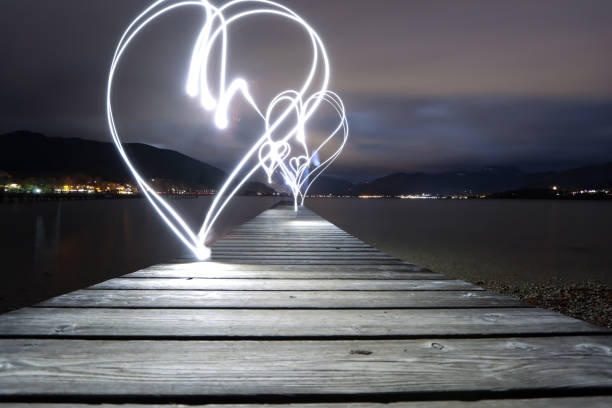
[0,204,611,406]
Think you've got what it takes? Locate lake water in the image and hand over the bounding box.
[0,196,279,312]
[307,198,612,287]
[1,197,610,312]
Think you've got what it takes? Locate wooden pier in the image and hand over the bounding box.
[0,203,611,406]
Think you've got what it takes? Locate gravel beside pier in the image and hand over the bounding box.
[476,279,612,329]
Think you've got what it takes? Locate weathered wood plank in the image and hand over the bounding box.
[211,242,374,247]
[221,232,358,236]
[0,308,600,338]
[213,241,377,246]
[217,238,367,243]
[226,231,352,235]
[211,247,380,252]
[89,278,480,291]
[217,241,372,246]
[208,259,407,265]
[209,253,399,259]
[1,337,611,396]
[145,262,427,272]
[211,251,394,256]
[208,256,401,262]
[4,398,612,407]
[35,290,527,309]
[124,269,446,280]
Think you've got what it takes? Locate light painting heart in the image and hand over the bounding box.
[106,0,349,260]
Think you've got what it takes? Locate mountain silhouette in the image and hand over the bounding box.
[355,164,612,195]
[0,130,226,188]
[2,130,609,195]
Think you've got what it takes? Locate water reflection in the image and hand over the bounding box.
[0,196,279,312]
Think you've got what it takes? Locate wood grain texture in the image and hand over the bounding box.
[144,262,428,272]
[208,259,407,265]
[211,242,375,248]
[36,290,522,309]
[1,337,611,396]
[89,278,480,291]
[209,254,400,260]
[210,252,397,258]
[124,269,446,280]
[2,308,595,338]
[4,398,612,407]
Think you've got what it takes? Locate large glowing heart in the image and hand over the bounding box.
[107,0,348,260]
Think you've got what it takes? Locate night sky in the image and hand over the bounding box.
[1,0,611,182]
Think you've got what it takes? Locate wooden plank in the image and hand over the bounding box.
[226,231,352,234]
[124,270,447,280]
[207,256,401,261]
[209,253,398,259]
[210,247,381,252]
[144,262,427,272]
[217,238,366,242]
[0,308,600,338]
[218,240,370,245]
[223,236,359,240]
[89,278,480,291]
[208,256,400,261]
[223,231,359,234]
[4,398,612,407]
[35,290,528,309]
[217,241,371,246]
[210,251,393,256]
[1,337,611,396]
[224,229,353,233]
[208,259,408,265]
[211,241,373,246]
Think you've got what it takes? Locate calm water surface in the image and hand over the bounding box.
[307,198,612,286]
[0,196,278,312]
[2,197,611,312]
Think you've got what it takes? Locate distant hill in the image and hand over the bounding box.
[0,130,276,194]
[356,167,525,195]
[524,163,612,190]
[355,163,612,195]
[305,175,355,195]
[3,130,609,196]
[0,130,226,187]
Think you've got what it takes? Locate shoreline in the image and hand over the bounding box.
[305,198,612,329]
[474,278,611,329]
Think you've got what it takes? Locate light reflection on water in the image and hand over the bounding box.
[0,196,279,312]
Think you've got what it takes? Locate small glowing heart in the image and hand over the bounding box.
[107,0,348,260]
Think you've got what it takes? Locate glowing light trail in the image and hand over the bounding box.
[107,0,348,260]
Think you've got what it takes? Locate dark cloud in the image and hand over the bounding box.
[1,0,611,181]
[338,97,612,181]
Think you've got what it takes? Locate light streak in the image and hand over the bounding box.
[107,0,348,260]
